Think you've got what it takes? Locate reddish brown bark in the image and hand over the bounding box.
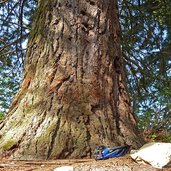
[0,0,143,159]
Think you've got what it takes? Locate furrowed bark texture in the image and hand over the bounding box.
[0,0,143,159]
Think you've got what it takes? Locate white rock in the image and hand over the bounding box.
[54,166,74,171]
[131,142,171,169]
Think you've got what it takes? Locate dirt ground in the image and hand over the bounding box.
[0,157,171,171]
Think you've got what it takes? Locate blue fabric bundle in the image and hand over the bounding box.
[95,145,131,160]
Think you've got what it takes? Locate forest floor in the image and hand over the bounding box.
[0,157,171,171]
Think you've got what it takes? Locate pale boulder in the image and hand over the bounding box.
[131,142,171,169]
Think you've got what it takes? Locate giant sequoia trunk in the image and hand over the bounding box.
[0,0,143,159]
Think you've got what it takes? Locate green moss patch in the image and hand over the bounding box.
[30,0,53,41]
[2,140,17,151]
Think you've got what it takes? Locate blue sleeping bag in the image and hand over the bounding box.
[95,145,131,160]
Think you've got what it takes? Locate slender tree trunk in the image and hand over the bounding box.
[0,0,143,159]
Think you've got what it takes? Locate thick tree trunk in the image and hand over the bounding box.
[0,0,143,159]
